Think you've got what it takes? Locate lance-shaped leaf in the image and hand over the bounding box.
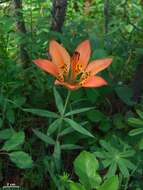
[64,118,94,138]
[32,129,55,145]
[53,87,64,114]
[65,107,95,117]
[23,108,59,118]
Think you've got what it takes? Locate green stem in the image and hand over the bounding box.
[56,90,71,141]
[62,90,71,116]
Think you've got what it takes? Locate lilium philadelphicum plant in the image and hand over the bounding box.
[33,40,112,90]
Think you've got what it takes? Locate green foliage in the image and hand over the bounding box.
[74,151,102,190]
[0,0,143,189]
[97,176,119,190]
[95,139,135,178]
[2,131,25,151]
[9,151,33,169]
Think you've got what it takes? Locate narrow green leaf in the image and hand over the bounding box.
[120,158,136,170]
[65,107,95,117]
[47,119,61,135]
[129,128,143,136]
[100,140,112,152]
[9,151,33,169]
[118,159,129,177]
[64,118,94,138]
[138,138,143,150]
[106,162,117,179]
[136,109,143,120]
[23,108,59,118]
[53,87,64,114]
[32,129,55,145]
[0,118,3,128]
[98,176,119,190]
[2,131,25,151]
[59,127,74,137]
[61,144,82,150]
[128,118,143,127]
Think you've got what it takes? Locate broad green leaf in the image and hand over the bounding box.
[128,118,143,127]
[69,182,86,190]
[32,129,55,145]
[115,86,134,106]
[98,176,119,190]
[61,144,82,150]
[47,119,61,135]
[64,118,94,138]
[136,109,143,120]
[0,128,14,140]
[23,108,59,118]
[6,109,15,124]
[9,151,33,169]
[86,110,105,123]
[2,131,25,151]
[74,151,102,190]
[65,107,95,117]
[129,128,143,136]
[53,87,64,114]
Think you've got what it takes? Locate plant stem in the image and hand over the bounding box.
[62,90,71,116]
[56,90,71,141]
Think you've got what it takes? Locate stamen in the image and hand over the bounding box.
[79,71,91,86]
[71,51,80,65]
[57,73,64,82]
[71,51,82,74]
[60,64,68,75]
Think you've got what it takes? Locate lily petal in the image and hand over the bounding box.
[55,80,79,90]
[75,40,91,70]
[49,40,70,75]
[71,40,91,80]
[33,59,59,78]
[85,58,112,76]
[81,76,107,88]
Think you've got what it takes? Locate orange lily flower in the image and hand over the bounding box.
[33,40,112,90]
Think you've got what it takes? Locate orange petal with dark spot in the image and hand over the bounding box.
[49,40,70,74]
[75,40,91,70]
[71,40,91,80]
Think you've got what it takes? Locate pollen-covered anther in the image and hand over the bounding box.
[75,63,83,74]
[80,71,91,81]
[79,80,86,86]
[60,64,68,75]
[57,73,64,82]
